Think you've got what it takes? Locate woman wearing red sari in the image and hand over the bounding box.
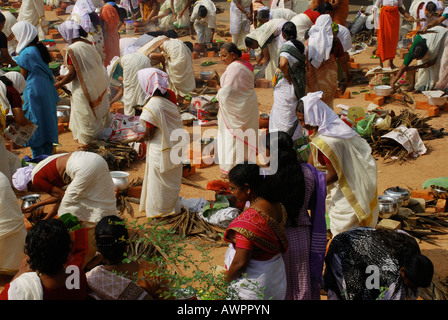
[224,163,289,300]
[100,0,121,66]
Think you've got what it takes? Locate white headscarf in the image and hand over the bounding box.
[12,165,34,191]
[301,91,357,139]
[71,0,97,31]
[307,14,333,69]
[58,20,82,44]
[11,21,38,54]
[4,72,26,94]
[138,68,169,100]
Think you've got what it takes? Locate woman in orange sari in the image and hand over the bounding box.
[100,0,121,66]
[373,0,414,69]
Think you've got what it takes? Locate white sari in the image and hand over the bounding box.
[290,13,313,46]
[0,172,27,276]
[17,0,48,40]
[229,0,252,49]
[8,272,43,300]
[62,40,111,145]
[31,151,118,223]
[190,0,217,43]
[247,18,287,81]
[139,96,185,217]
[216,60,259,174]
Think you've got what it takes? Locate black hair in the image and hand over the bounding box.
[0,12,5,23]
[263,131,306,227]
[29,36,52,64]
[244,36,257,48]
[228,162,284,203]
[256,9,270,20]
[79,27,88,38]
[95,215,129,265]
[402,254,434,288]
[198,5,208,18]
[0,75,13,87]
[426,1,437,13]
[25,219,72,275]
[296,98,304,114]
[282,21,305,54]
[412,39,428,59]
[183,40,193,52]
[117,7,128,23]
[220,42,242,57]
[304,29,310,41]
[89,12,101,28]
[315,2,334,14]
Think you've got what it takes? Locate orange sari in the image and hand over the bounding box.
[99,3,120,66]
[377,6,400,62]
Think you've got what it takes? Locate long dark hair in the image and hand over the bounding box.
[29,36,52,64]
[95,215,129,265]
[264,131,306,227]
[281,21,305,54]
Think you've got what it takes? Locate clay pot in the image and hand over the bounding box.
[259,113,269,129]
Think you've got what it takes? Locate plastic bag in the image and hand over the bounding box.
[355,114,375,138]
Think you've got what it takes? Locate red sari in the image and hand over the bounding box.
[99,3,120,67]
[377,6,400,62]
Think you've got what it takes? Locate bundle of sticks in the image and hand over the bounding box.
[85,139,139,170]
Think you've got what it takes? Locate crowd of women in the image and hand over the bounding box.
[0,0,443,301]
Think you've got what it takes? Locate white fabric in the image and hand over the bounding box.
[55,151,117,223]
[247,18,287,81]
[71,0,97,31]
[5,72,27,94]
[121,0,139,12]
[8,272,43,300]
[160,38,195,97]
[63,40,111,145]
[290,12,314,44]
[337,24,352,52]
[119,37,137,56]
[308,14,333,69]
[270,8,297,20]
[216,60,259,174]
[374,0,403,7]
[1,11,18,55]
[190,0,217,28]
[414,26,448,92]
[0,171,26,275]
[172,0,190,28]
[225,244,287,300]
[58,20,81,44]
[229,0,252,48]
[12,165,34,191]
[137,67,169,99]
[138,96,184,217]
[11,20,38,54]
[301,91,356,139]
[270,42,303,141]
[416,1,444,28]
[16,0,47,40]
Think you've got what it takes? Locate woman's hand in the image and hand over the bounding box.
[22,203,41,214]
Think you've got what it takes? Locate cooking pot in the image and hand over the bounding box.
[377,195,399,216]
[384,186,411,207]
[374,85,392,97]
[57,105,70,123]
[21,194,44,216]
[110,171,130,191]
[259,113,269,129]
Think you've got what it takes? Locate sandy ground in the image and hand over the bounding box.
[2,1,448,298]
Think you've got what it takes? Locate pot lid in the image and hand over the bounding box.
[384,186,411,198]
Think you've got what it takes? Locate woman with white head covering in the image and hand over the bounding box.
[16,0,48,40]
[296,91,379,237]
[1,10,18,56]
[67,0,106,61]
[11,21,59,159]
[135,68,185,218]
[0,171,27,276]
[305,14,345,109]
[55,20,111,148]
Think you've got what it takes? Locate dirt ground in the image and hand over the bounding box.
[2,1,448,298]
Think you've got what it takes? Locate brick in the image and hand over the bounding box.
[427,106,439,117]
[443,102,448,112]
[348,62,360,69]
[349,57,354,63]
[392,93,405,101]
[435,199,447,213]
[376,218,402,230]
[416,100,434,110]
[365,92,379,101]
[55,9,65,16]
[206,51,215,58]
[410,189,434,201]
[374,96,385,106]
[192,155,215,169]
[335,90,351,99]
[126,186,142,198]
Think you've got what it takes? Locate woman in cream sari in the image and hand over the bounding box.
[17,0,48,40]
[136,68,185,218]
[0,172,27,276]
[230,0,253,49]
[137,35,195,105]
[245,18,287,82]
[296,91,379,237]
[171,0,191,29]
[55,21,111,148]
[216,42,259,178]
[108,53,152,115]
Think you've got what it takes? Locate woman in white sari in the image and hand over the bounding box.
[55,21,111,148]
[136,68,185,218]
[66,0,106,62]
[108,53,152,115]
[245,18,287,82]
[216,42,259,178]
[137,35,195,105]
[2,11,18,55]
[16,0,48,40]
[230,0,253,49]
[171,0,191,28]
[0,172,27,276]
[296,91,379,237]
[189,0,217,44]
